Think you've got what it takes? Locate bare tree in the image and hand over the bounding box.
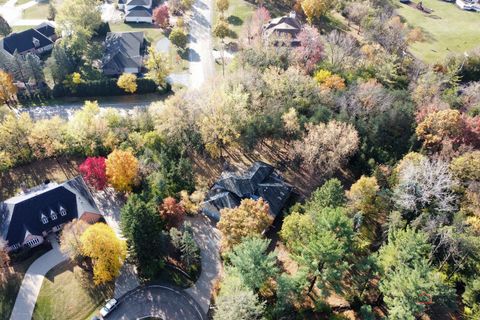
[323,30,359,72]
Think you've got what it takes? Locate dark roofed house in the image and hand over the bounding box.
[0,22,57,56]
[0,176,103,252]
[262,11,302,46]
[101,31,145,76]
[124,6,153,23]
[202,162,292,222]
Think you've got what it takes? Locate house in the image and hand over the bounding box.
[124,6,153,23]
[262,11,302,46]
[101,31,145,76]
[202,162,293,222]
[0,176,103,252]
[0,22,57,56]
[125,0,152,11]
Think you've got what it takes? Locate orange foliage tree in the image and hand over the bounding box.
[158,196,186,229]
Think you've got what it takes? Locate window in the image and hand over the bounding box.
[50,209,57,220]
[59,206,67,216]
[10,243,20,250]
[41,213,48,224]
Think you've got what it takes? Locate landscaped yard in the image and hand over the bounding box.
[397,0,480,63]
[32,261,114,320]
[0,244,52,320]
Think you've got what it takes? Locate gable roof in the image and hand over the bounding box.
[0,176,100,247]
[126,0,152,6]
[1,27,54,55]
[202,162,292,222]
[34,22,56,39]
[125,6,153,17]
[102,31,144,74]
[263,13,302,43]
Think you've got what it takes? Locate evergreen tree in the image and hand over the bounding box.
[0,15,11,37]
[25,53,45,85]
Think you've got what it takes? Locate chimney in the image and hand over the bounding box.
[289,11,296,19]
[32,37,40,48]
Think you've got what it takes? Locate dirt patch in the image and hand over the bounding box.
[0,156,84,201]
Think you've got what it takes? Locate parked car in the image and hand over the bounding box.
[100,298,119,317]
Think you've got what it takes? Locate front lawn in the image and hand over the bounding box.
[22,2,49,19]
[109,22,165,44]
[32,261,114,320]
[0,244,52,320]
[397,0,480,63]
[213,0,255,49]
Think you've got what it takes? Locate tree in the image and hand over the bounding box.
[450,151,480,183]
[0,15,11,37]
[169,27,188,50]
[214,289,265,320]
[158,196,186,230]
[0,238,10,284]
[294,25,323,74]
[216,0,229,16]
[0,113,33,164]
[226,237,278,291]
[0,70,17,107]
[301,0,336,24]
[294,120,359,175]
[314,69,345,90]
[416,109,464,149]
[153,4,170,29]
[281,108,300,136]
[80,223,126,285]
[46,41,80,84]
[25,53,45,85]
[217,198,272,250]
[306,178,346,211]
[47,3,57,20]
[180,226,200,271]
[121,195,168,279]
[377,228,454,319]
[213,19,230,40]
[117,73,137,93]
[28,116,67,159]
[105,149,139,192]
[78,156,108,190]
[145,45,171,87]
[60,219,89,262]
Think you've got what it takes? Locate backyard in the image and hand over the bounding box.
[32,261,114,320]
[397,0,480,63]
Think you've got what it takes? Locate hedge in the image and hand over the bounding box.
[52,78,170,98]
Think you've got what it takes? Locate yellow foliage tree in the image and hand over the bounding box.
[117,73,137,93]
[217,198,272,250]
[105,149,139,192]
[145,45,171,87]
[0,70,17,107]
[416,109,463,148]
[314,69,346,90]
[80,223,126,285]
[302,0,336,24]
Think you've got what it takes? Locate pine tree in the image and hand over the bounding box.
[0,15,11,37]
[25,53,45,86]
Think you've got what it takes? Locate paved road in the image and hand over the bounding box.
[188,0,215,88]
[9,238,68,320]
[106,286,205,320]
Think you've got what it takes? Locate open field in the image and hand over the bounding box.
[33,261,113,320]
[397,0,480,63]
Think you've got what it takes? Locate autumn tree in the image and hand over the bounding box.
[0,238,10,284]
[60,219,89,262]
[214,288,265,320]
[78,156,108,190]
[0,113,33,164]
[0,70,17,107]
[294,26,323,74]
[213,19,230,41]
[169,27,188,50]
[416,109,464,149]
[281,108,300,137]
[216,0,229,16]
[80,223,126,285]
[450,151,480,184]
[145,45,171,87]
[117,73,137,93]
[314,69,345,90]
[0,15,11,37]
[158,196,186,230]
[153,4,170,29]
[217,198,272,250]
[302,0,336,24]
[226,237,278,291]
[105,149,139,192]
[28,116,67,159]
[294,120,359,175]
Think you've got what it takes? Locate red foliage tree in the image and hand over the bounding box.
[158,197,186,229]
[79,157,107,190]
[463,115,480,148]
[294,25,324,74]
[153,4,170,29]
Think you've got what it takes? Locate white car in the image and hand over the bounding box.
[100,298,119,318]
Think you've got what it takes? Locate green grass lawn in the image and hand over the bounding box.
[397,0,480,63]
[0,244,52,320]
[22,2,49,19]
[213,0,255,49]
[109,22,165,44]
[33,261,113,320]
[11,25,36,33]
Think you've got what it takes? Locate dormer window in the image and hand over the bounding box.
[50,209,57,220]
[59,206,67,216]
[32,37,40,48]
[41,213,48,224]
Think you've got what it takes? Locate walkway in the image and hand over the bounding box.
[9,239,68,320]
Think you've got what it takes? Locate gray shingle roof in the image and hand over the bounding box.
[125,6,153,18]
[101,31,144,75]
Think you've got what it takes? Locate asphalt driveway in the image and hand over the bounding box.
[105,286,205,320]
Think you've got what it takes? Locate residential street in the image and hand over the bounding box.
[9,238,68,320]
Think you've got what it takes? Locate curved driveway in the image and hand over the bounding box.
[106,286,204,320]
